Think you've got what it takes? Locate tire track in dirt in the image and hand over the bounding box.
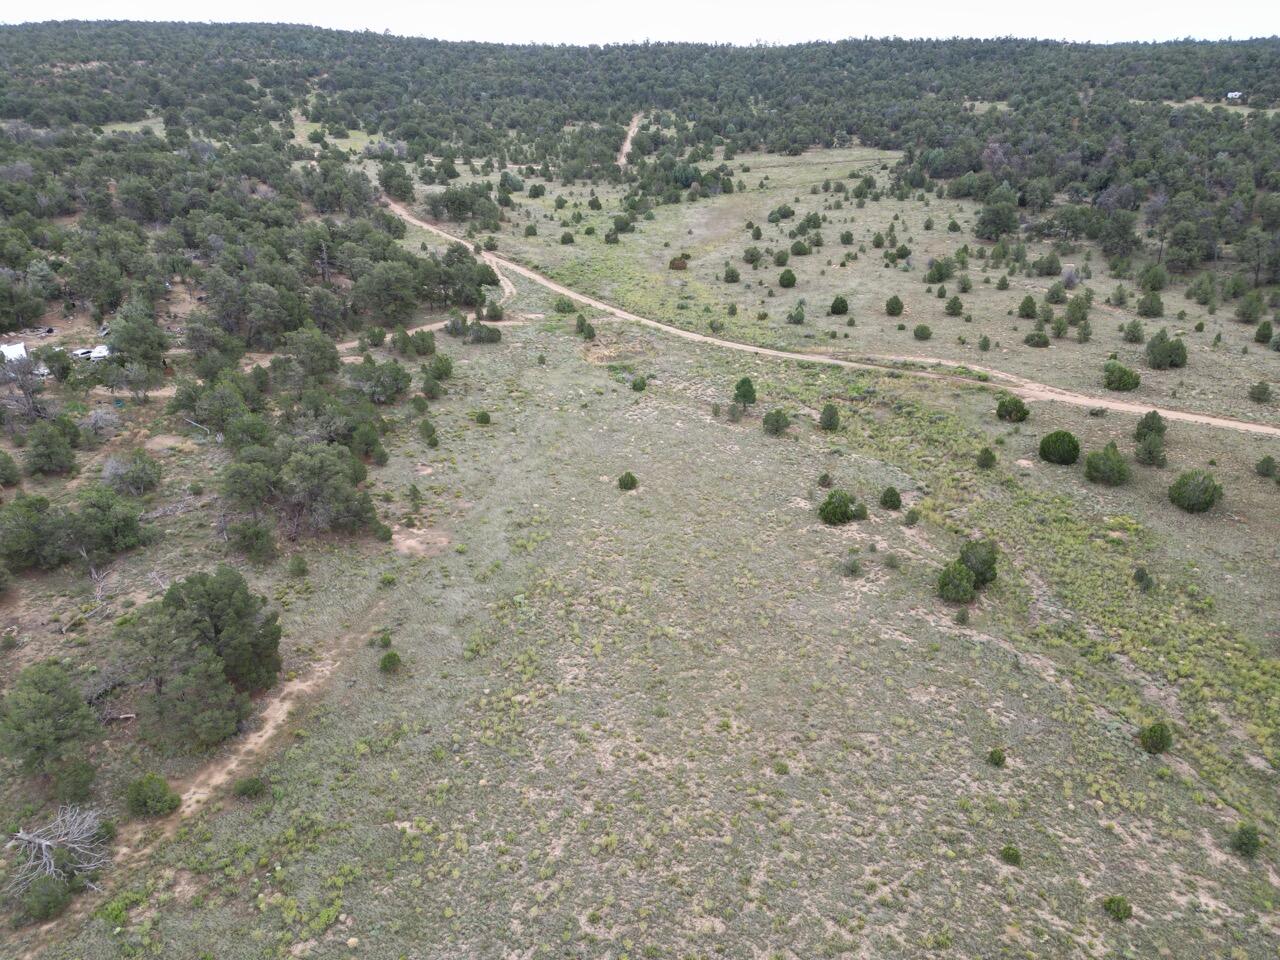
[384,198,1280,439]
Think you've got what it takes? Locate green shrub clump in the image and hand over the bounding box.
[996,396,1029,422]
[1138,721,1173,755]
[959,539,999,586]
[1084,442,1131,486]
[879,486,901,510]
[126,772,181,817]
[819,490,855,526]
[999,844,1022,867]
[1102,895,1132,922]
[976,447,996,469]
[913,324,932,341]
[819,404,839,431]
[1168,470,1222,513]
[937,559,976,603]
[885,295,903,316]
[233,776,267,799]
[379,650,402,673]
[762,409,790,436]
[1038,430,1080,465]
[1229,823,1260,859]
[1103,360,1141,391]
[986,747,1006,768]
[618,471,638,491]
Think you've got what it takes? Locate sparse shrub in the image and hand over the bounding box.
[1017,295,1037,319]
[937,559,976,603]
[1138,721,1173,755]
[1256,455,1277,478]
[1039,430,1080,465]
[830,295,848,315]
[733,377,756,406]
[885,295,903,316]
[1145,328,1187,369]
[819,490,854,525]
[287,555,309,577]
[913,324,932,341]
[631,376,647,392]
[819,404,840,431]
[976,447,996,469]
[903,507,920,526]
[126,772,181,817]
[1168,470,1222,513]
[999,844,1022,867]
[851,501,868,521]
[0,450,21,486]
[1084,442,1131,486]
[1102,896,1132,922]
[618,471,638,491]
[986,747,1006,768]
[762,409,790,436]
[1133,566,1155,592]
[879,486,901,510]
[1022,331,1049,348]
[841,554,862,577]
[1248,381,1272,403]
[379,650,402,673]
[996,396,1029,422]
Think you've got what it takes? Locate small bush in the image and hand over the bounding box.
[0,449,19,486]
[1135,432,1166,468]
[1256,455,1277,478]
[1229,823,1260,859]
[999,844,1022,867]
[618,471,638,491]
[1134,410,1166,442]
[475,411,491,425]
[913,324,932,341]
[1039,430,1080,465]
[631,376,647,392]
[819,490,855,525]
[1103,360,1140,391]
[778,269,796,288]
[976,447,996,469]
[879,486,901,510]
[1138,721,1173,755]
[233,776,267,799]
[379,650,402,674]
[1102,896,1132,922]
[1168,470,1222,513]
[19,875,72,924]
[937,559,976,603]
[830,295,848,315]
[819,404,840,431]
[287,554,309,577]
[1084,442,1131,486]
[986,747,1006,768]
[126,772,181,818]
[762,409,790,436]
[1248,381,1272,403]
[959,539,999,587]
[996,396,1029,422]
[885,295,903,316]
[1022,331,1049,348]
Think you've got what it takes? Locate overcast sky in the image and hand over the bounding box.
[3,0,1276,46]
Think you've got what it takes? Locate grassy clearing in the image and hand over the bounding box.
[470,146,1280,425]
[15,302,1278,958]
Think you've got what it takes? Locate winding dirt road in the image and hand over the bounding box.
[386,199,1280,439]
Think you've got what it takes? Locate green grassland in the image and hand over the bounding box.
[466,146,1280,425]
[13,293,1279,958]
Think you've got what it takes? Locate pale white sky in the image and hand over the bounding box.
[2,0,1276,45]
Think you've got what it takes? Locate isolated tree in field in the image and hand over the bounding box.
[1017,295,1037,319]
[779,269,796,288]
[618,471,638,491]
[1168,470,1222,513]
[879,486,901,510]
[733,377,756,406]
[829,295,848,315]
[885,295,904,316]
[976,447,996,469]
[819,403,839,431]
[1134,410,1166,443]
[1084,442,1131,486]
[0,661,99,780]
[1138,721,1173,754]
[945,295,963,316]
[1039,430,1080,465]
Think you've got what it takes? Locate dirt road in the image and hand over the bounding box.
[384,199,1280,440]
[617,112,643,168]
